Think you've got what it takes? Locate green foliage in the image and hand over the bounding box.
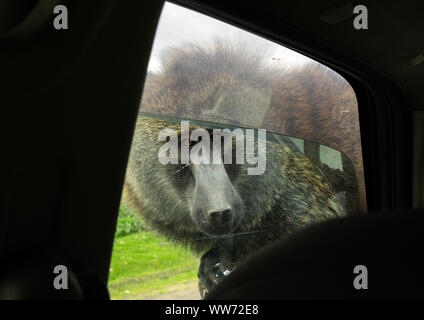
[115,205,143,238]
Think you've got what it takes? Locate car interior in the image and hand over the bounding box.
[0,0,423,300]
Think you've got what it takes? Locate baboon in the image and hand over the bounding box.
[123,43,363,297]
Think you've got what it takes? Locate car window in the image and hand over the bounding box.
[108,1,365,300]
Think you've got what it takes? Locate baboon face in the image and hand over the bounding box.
[136,118,250,236]
[174,128,246,236]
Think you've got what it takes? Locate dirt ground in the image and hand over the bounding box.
[132,279,200,300]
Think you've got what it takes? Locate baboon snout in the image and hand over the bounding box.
[208,208,232,224]
[191,163,243,235]
[208,207,233,227]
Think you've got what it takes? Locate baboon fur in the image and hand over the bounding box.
[141,43,365,212]
[123,43,363,296]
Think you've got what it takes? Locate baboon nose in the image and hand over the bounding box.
[208,208,232,223]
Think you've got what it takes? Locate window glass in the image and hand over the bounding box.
[109,1,365,300]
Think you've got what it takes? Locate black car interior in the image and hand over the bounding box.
[0,0,423,299]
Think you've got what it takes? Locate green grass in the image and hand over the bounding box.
[108,222,200,299]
